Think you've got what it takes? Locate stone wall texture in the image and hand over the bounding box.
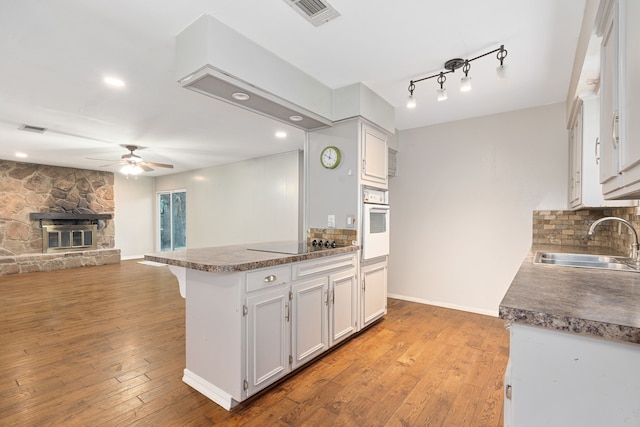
[0,248,121,275]
[0,160,115,258]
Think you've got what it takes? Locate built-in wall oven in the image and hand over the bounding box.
[362,188,390,260]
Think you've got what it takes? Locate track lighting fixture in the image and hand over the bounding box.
[406,45,507,108]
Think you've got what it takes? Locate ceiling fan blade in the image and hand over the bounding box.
[144,161,174,169]
[140,163,154,172]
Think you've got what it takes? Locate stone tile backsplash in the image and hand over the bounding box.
[533,207,640,256]
[307,228,357,247]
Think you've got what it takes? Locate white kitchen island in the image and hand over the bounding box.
[145,242,378,410]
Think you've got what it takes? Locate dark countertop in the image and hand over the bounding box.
[499,245,640,345]
[144,241,359,273]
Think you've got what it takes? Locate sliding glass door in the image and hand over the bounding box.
[158,190,186,251]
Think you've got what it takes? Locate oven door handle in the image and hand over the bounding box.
[367,206,390,214]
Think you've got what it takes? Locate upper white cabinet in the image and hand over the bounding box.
[598,0,640,199]
[569,96,634,209]
[361,124,388,188]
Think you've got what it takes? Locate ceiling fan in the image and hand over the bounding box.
[88,145,174,174]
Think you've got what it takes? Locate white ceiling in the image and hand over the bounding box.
[0,0,587,176]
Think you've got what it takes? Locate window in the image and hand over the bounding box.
[158,190,186,251]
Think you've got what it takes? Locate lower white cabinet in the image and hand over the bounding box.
[246,284,291,396]
[329,269,358,345]
[291,276,329,369]
[361,257,388,328]
[505,323,640,426]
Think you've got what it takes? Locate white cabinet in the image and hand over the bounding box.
[292,253,358,368]
[291,276,328,369]
[246,284,291,395]
[568,102,583,207]
[506,323,640,426]
[569,96,634,209]
[598,0,640,199]
[247,254,358,398]
[360,257,387,328]
[361,123,388,189]
[329,269,358,345]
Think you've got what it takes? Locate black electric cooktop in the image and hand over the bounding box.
[247,241,338,255]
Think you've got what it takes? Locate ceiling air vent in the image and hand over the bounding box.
[283,0,341,26]
[19,124,47,134]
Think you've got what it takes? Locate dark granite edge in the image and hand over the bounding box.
[499,306,640,345]
[144,245,358,273]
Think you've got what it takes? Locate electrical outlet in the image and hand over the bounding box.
[328,214,335,228]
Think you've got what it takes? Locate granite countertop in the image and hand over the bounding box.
[144,241,359,273]
[499,245,640,345]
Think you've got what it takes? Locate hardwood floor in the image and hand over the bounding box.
[0,260,510,426]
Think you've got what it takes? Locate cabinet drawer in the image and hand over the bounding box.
[246,265,291,293]
[293,253,357,280]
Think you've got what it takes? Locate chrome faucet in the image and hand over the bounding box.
[587,217,640,261]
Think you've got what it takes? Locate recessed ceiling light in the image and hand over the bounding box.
[15,152,27,158]
[103,76,125,87]
[232,92,250,101]
[275,131,287,139]
[289,115,304,122]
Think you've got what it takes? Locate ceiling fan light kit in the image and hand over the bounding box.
[406,45,508,108]
[87,144,174,175]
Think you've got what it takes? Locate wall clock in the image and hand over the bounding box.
[320,146,341,169]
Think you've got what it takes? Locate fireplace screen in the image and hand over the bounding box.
[42,225,98,253]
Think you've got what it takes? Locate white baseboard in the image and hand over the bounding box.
[182,369,238,411]
[387,293,499,317]
[120,255,144,260]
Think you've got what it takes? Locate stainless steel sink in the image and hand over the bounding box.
[534,252,640,272]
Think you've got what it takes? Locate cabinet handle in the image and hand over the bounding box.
[612,111,620,148]
[285,303,290,322]
[595,137,600,165]
[264,274,276,283]
[331,290,335,305]
[324,291,329,306]
[505,384,512,400]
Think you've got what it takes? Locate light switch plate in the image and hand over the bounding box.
[328,214,335,228]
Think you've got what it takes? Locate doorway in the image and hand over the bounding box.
[158,190,186,251]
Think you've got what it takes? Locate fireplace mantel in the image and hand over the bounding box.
[30,213,113,221]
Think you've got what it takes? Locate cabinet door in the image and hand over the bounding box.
[291,277,328,369]
[246,286,290,396]
[568,105,582,208]
[618,0,640,184]
[361,125,388,188]
[599,1,621,193]
[329,269,357,346]
[361,259,387,328]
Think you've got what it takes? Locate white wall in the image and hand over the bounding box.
[114,174,155,259]
[154,150,302,249]
[389,102,568,316]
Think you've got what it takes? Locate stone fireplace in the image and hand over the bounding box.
[0,160,120,275]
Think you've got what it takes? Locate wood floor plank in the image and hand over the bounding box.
[0,260,510,426]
